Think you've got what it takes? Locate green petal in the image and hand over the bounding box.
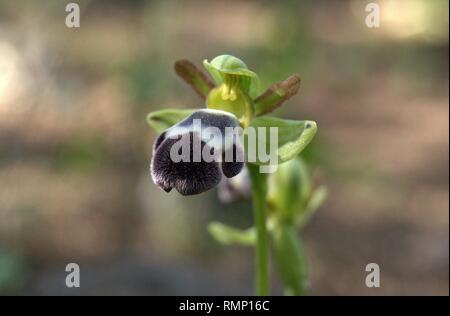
[207,221,256,247]
[174,59,215,98]
[146,108,198,133]
[203,55,261,98]
[254,75,301,116]
[203,59,223,86]
[247,117,317,165]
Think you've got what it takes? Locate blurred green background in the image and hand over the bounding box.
[0,0,448,295]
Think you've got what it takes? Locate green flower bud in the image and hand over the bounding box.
[272,225,308,295]
[267,158,311,225]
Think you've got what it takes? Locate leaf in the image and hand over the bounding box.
[254,75,301,116]
[207,221,256,247]
[174,60,215,98]
[146,108,197,133]
[247,117,317,165]
[272,226,308,295]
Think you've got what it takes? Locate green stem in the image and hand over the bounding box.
[247,163,269,296]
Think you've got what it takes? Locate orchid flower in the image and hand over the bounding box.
[146,54,320,296]
[147,54,317,196]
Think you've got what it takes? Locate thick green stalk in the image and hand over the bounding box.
[247,163,269,296]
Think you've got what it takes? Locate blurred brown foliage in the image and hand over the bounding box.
[0,0,448,295]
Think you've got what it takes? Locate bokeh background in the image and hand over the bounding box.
[0,0,448,295]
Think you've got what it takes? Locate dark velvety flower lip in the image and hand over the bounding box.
[150,109,244,195]
[152,132,222,195]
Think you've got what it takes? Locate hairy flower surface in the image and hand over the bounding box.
[151,109,244,195]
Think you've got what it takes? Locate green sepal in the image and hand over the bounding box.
[247,117,317,165]
[146,108,198,133]
[203,55,261,98]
